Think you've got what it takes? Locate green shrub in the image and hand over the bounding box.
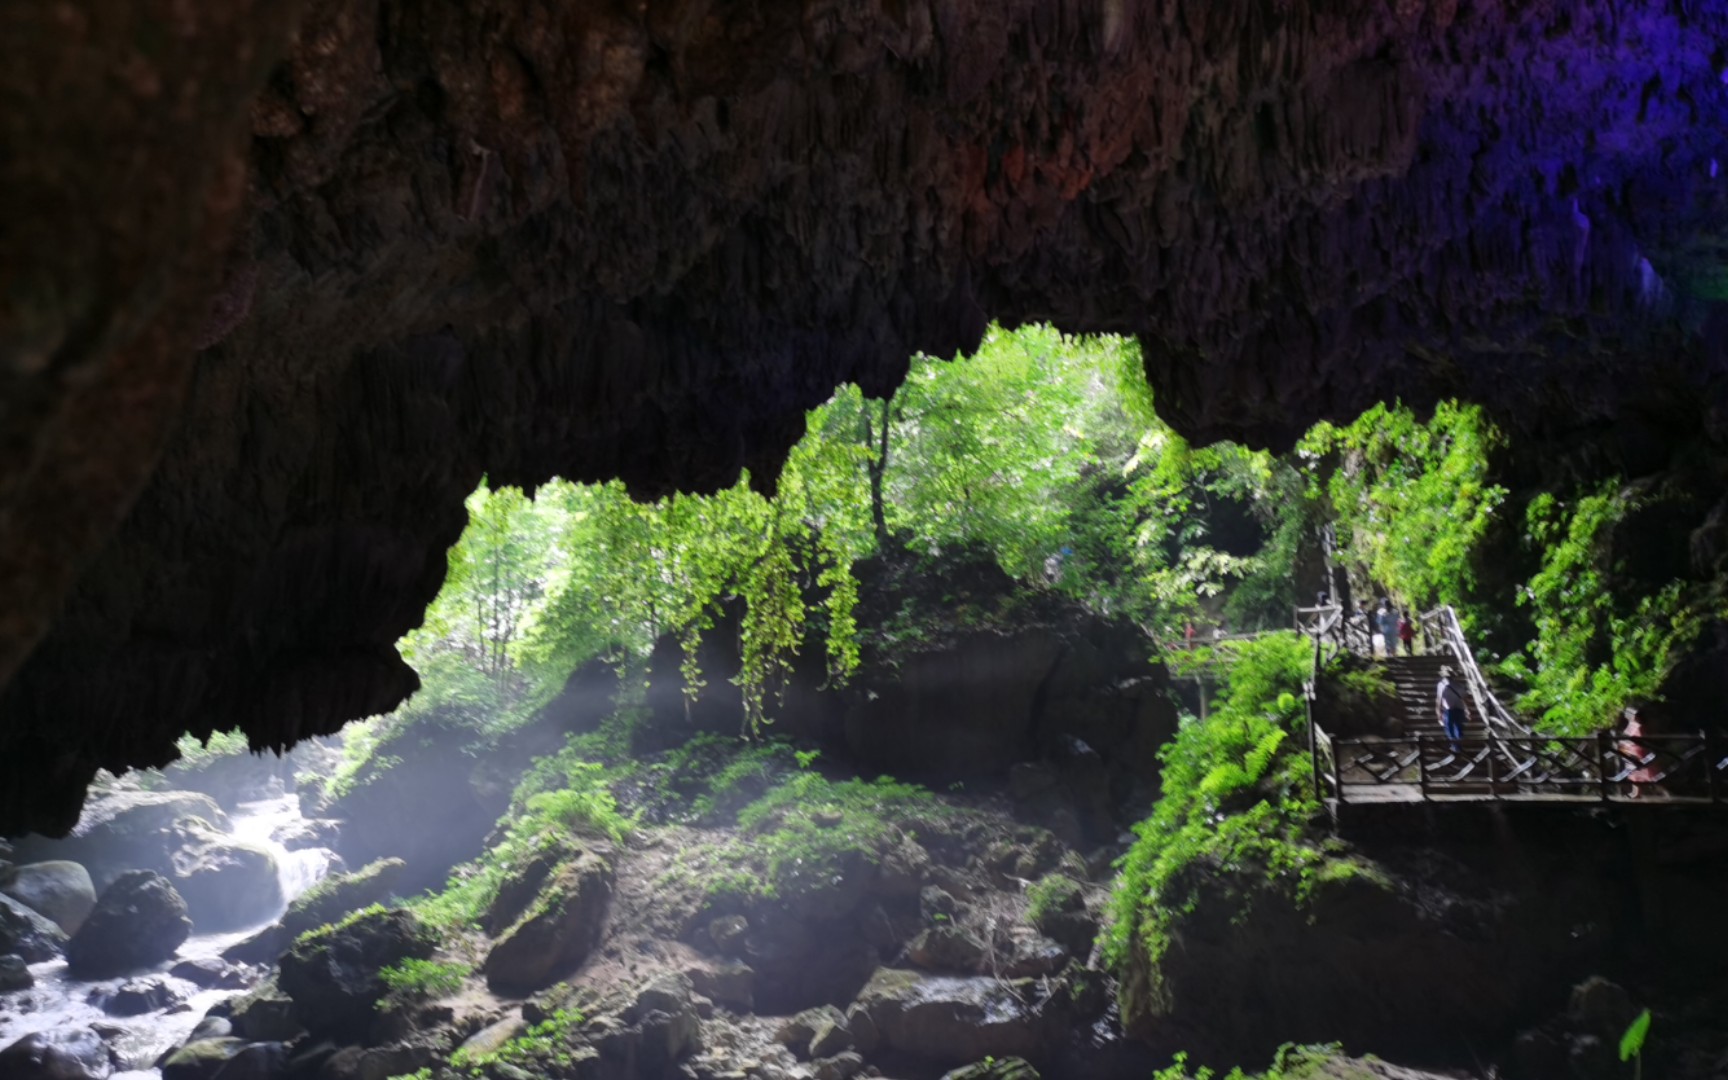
[379,958,470,1001]
[1105,634,1323,989]
[450,1008,586,1075]
[414,758,633,933]
[1024,874,1083,925]
[296,902,390,945]
[1499,485,1705,734]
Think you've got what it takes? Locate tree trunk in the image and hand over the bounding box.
[865,394,892,549]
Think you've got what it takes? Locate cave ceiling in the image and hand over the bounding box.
[2,0,1727,833]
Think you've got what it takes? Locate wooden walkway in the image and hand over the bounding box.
[1298,605,1728,809]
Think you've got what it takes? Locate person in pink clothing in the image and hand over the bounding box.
[1617,706,1664,798]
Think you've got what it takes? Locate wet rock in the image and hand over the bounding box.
[0,1026,116,1080]
[225,975,303,1042]
[0,953,31,991]
[848,967,1057,1068]
[905,925,987,974]
[0,892,66,962]
[165,817,282,932]
[159,1036,247,1080]
[0,861,95,935]
[66,870,191,977]
[90,975,184,1016]
[277,907,435,1041]
[170,957,252,990]
[483,849,614,993]
[942,1058,1039,1080]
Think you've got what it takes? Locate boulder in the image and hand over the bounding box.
[158,1036,272,1080]
[905,925,987,973]
[66,870,192,977]
[225,975,304,1042]
[170,957,251,990]
[0,1027,116,1080]
[588,972,702,1075]
[160,1038,287,1080]
[277,907,436,1041]
[777,1005,847,1059]
[0,892,67,962]
[483,848,614,993]
[0,953,32,991]
[12,791,229,891]
[165,818,283,931]
[685,957,754,1011]
[815,1051,868,1080]
[224,856,404,964]
[90,975,185,1016]
[848,967,1057,1068]
[0,862,96,935]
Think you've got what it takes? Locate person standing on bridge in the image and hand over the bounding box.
[1435,666,1465,754]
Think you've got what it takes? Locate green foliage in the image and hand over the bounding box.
[1024,874,1084,925]
[414,759,633,933]
[657,769,943,905]
[1105,634,1324,982]
[294,902,408,945]
[1620,1008,1652,1066]
[1302,400,1506,614]
[1153,1043,1358,1080]
[449,1008,586,1076]
[171,728,251,768]
[717,772,938,901]
[1500,485,1703,733]
[378,958,470,1001]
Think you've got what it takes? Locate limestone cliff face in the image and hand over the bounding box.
[4,1,1728,832]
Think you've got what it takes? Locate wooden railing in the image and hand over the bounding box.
[1301,602,1728,808]
[1319,732,1728,805]
[1418,606,1528,739]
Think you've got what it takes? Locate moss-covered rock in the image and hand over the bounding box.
[282,856,406,938]
[277,906,436,1041]
[482,847,614,993]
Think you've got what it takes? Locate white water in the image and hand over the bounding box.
[0,792,336,1076]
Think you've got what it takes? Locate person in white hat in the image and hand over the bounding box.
[1435,665,1465,753]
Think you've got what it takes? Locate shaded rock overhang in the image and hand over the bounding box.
[3,0,1728,834]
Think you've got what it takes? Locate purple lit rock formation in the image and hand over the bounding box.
[3,1,1728,832]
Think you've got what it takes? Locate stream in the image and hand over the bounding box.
[0,789,335,1077]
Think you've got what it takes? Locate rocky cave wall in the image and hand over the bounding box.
[4,0,1728,833]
